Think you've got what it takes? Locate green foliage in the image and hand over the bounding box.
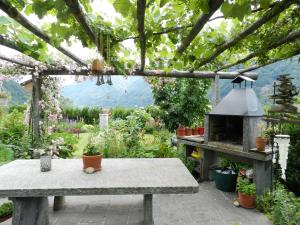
[111,107,134,120]
[84,143,100,156]
[257,183,300,225]
[62,107,101,124]
[49,132,78,158]
[236,177,256,196]
[0,144,14,163]
[0,110,30,158]
[150,78,210,131]
[285,124,300,196]
[0,202,13,217]
[219,158,242,172]
[8,104,27,113]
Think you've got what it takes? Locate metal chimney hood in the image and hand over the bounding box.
[209,88,264,117]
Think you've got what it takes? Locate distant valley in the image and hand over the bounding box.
[2,56,300,108]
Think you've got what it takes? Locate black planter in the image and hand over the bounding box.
[213,169,238,192]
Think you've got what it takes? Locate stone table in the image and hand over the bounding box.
[0,158,198,225]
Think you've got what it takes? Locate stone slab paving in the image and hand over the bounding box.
[1,182,272,225]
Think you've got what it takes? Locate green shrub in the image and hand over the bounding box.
[111,107,133,120]
[0,202,13,217]
[271,184,300,225]
[0,110,30,158]
[62,107,101,124]
[256,190,273,214]
[8,104,27,113]
[285,125,300,195]
[0,144,14,163]
[145,105,162,120]
[49,132,78,158]
[256,184,300,225]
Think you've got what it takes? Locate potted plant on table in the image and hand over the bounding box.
[0,202,13,223]
[256,123,271,151]
[176,125,185,137]
[237,176,256,209]
[83,143,102,173]
[213,158,238,192]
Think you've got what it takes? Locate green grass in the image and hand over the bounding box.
[73,133,91,158]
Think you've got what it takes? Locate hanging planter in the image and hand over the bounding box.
[91,58,104,74]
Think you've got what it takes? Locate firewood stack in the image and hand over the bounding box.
[270,74,299,113]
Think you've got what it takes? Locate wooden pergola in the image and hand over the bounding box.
[0,0,300,146]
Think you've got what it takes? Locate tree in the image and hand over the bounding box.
[149,78,210,131]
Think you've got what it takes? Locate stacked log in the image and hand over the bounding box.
[270,74,298,113]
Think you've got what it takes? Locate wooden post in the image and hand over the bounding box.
[31,74,42,148]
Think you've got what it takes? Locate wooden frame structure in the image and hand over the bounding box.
[0,0,299,146]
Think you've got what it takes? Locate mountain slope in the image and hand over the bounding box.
[61,76,154,108]
[2,80,28,105]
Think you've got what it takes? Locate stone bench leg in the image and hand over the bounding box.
[53,196,65,211]
[143,194,154,225]
[10,197,49,225]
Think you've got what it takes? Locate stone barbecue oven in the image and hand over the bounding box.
[204,77,264,152]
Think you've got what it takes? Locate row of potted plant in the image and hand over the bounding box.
[177,125,204,137]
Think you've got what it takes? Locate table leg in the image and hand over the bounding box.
[143,194,154,225]
[10,197,49,225]
[53,196,65,211]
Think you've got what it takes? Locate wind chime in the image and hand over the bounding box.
[92,32,113,86]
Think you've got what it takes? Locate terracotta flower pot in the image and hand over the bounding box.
[238,192,256,209]
[82,154,102,171]
[176,127,186,137]
[192,128,199,135]
[198,127,204,136]
[185,128,193,136]
[256,137,268,151]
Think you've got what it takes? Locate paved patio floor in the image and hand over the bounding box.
[1,182,272,225]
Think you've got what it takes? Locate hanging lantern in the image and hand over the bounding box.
[106,76,113,86]
[96,75,101,86]
[92,58,104,74]
[100,75,105,84]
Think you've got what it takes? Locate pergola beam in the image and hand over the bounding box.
[64,0,96,44]
[0,54,35,68]
[196,0,295,68]
[63,0,105,59]
[0,0,87,66]
[217,30,300,71]
[239,48,300,73]
[0,35,43,62]
[41,68,257,80]
[137,0,147,71]
[176,0,224,54]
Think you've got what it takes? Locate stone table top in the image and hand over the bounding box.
[0,158,199,197]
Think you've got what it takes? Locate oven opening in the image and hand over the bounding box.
[208,115,243,146]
